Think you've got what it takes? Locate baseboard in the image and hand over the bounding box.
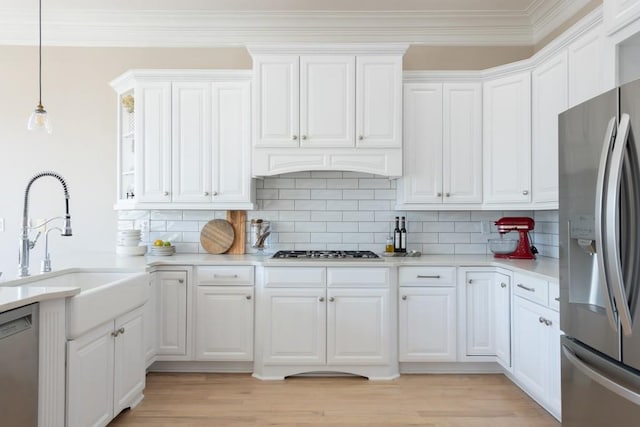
[148,361,254,373]
[400,362,504,374]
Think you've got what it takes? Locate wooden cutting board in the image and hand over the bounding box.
[226,210,246,254]
[200,219,235,254]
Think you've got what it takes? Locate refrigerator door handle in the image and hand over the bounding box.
[605,114,634,336]
[562,344,640,405]
[595,116,620,332]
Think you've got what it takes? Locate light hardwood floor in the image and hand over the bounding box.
[110,373,560,426]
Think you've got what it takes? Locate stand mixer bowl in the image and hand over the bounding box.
[488,238,519,255]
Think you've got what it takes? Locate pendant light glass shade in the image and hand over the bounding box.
[28,0,52,134]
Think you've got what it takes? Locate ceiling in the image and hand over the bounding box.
[0,0,596,47]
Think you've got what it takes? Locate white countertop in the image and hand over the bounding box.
[0,252,558,313]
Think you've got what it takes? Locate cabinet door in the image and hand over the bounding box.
[483,72,532,204]
[253,55,299,147]
[465,272,496,356]
[156,271,188,356]
[512,296,551,403]
[604,0,640,34]
[263,288,326,365]
[532,51,568,205]
[66,322,115,427]
[399,287,456,362]
[494,273,511,368]
[443,83,483,203]
[568,24,604,108]
[143,276,157,366]
[356,56,402,147]
[300,55,355,147]
[547,311,562,417]
[211,81,252,203]
[195,286,254,361]
[135,82,171,202]
[113,308,145,416]
[400,83,443,204]
[327,288,390,365]
[171,82,211,203]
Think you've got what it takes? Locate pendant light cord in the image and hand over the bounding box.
[38,0,42,106]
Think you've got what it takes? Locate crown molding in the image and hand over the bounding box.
[247,43,409,56]
[0,1,599,48]
[109,69,253,92]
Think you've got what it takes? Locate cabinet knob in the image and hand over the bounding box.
[468,279,473,284]
[445,193,450,197]
[245,295,252,300]
[302,135,308,140]
[539,316,545,324]
[359,135,364,141]
[163,191,169,196]
[402,295,407,300]
[501,283,507,288]
[111,331,119,337]
[204,191,209,196]
[213,191,218,196]
[437,192,442,197]
[329,297,335,302]
[319,297,325,302]
[523,190,529,195]
[292,135,298,140]
[119,327,125,335]
[178,279,184,284]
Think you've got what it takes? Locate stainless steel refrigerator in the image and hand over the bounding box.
[559,78,640,425]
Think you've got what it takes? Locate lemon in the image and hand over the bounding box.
[163,241,172,247]
[153,239,164,247]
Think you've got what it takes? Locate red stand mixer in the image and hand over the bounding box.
[493,217,537,260]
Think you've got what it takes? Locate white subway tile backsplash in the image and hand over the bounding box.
[117,173,558,258]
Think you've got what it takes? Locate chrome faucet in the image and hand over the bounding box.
[19,171,72,277]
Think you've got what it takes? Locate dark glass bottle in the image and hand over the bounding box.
[400,216,407,253]
[394,217,401,253]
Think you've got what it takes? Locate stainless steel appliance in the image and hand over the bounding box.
[272,250,380,259]
[0,303,39,426]
[559,78,640,425]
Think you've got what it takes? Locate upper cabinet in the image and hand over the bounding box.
[567,24,606,108]
[249,44,407,177]
[483,71,532,205]
[604,0,640,35]
[398,81,482,209]
[531,52,568,207]
[110,71,255,210]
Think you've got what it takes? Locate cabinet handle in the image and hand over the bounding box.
[163,191,169,196]
[329,297,335,302]
[359,135,364,141]
[214,274,238,279]
[418,275,441,279]
[445,193,450,197]
[517,284,535,292]
[319,297,325,302]
[302,135,308,140]
[292,135,298,140]
[437,192,442,197]
[245,295,252,300]
[178,279,184,284]
[555,297,560,302]
[523,190,529,195]
[402,295,407,300]
[501,283,507,288]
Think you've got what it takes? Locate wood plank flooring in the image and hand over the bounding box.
[110,373,560,426]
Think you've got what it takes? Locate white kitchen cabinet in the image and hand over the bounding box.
[262,287,326,365]
[483,71,532,204]
[143,275,157,367]
[399,287,457,362]
[300,55,355,147]
[195,286,254,361]
[494,272,511,368]
[356,55,403,148]
[67,307,145,427]
[604,0,640,36]
[156,270,189,359]
[110,70,254,209]
[399,82,482,207]
[568,24,605,108]
[531,51,568,206]
[134,82,172,203]
[249,45,407,177]
[327,287,390,365]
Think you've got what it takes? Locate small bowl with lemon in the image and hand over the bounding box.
[150,239,176,256]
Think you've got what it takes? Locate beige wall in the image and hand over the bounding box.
[535,0,603,52]
[404,45,533,70]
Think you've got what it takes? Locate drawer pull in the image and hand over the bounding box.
[517,284,535,292]
[417,275,441,279]
[214,274,239,279]
[501,283,507,288]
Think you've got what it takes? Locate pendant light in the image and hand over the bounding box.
[27,0,52,133]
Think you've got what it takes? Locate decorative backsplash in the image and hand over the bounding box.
[117,172,559,258]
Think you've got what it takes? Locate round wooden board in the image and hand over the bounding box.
[200,219,235,254]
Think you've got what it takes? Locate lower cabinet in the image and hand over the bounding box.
[67,307,145,427]
[155,270,190,360]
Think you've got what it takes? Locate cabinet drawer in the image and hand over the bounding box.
[513,273,549,306]
[197,266,254,286]
[327,268,390,287]
[264,267,325,288]
[548,282,559,311]
[399,267,456,287]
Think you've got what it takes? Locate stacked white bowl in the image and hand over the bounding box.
[116,230,146,256]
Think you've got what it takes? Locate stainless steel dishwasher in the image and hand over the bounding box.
[0,303,39,426]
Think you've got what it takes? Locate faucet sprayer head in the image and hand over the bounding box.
[62,215,72,236]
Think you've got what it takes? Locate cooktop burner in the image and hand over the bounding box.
[271,250,380,259]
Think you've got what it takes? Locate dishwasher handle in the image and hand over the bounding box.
[0,305,34,340]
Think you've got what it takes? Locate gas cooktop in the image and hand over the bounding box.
[271,250,380,259]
